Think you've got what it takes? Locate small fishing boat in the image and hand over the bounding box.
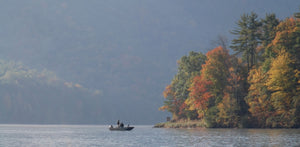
[109,125,134,131]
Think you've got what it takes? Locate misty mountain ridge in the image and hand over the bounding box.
[0,59,104,124]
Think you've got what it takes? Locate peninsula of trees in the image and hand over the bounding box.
[159,11,300,128]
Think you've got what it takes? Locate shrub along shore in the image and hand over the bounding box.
[154,120,206,128]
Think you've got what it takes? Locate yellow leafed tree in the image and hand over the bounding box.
[266,50,299,127]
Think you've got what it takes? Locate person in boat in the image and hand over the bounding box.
[117,120,120,127]
[120,122,124,128]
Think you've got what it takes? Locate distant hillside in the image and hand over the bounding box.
[0,60,104,124]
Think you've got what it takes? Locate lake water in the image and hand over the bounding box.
[0,125,299,147]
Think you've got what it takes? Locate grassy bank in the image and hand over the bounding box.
[154,120,206,128]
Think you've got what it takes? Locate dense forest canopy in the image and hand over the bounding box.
[160,10,300,128]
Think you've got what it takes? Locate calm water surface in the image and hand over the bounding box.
[0,125,299,147]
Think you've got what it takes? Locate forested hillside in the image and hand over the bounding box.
[160,11,300,128]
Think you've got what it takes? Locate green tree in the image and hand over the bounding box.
[231,12,262,72]
[261,13,279,48]
[160,51,206,120]
[293,9,300,69]
[260,13,279,68]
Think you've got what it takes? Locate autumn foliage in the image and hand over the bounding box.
[185,75,212,118]
[160,11,300,128]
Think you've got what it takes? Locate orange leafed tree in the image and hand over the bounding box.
[185,75,213,118]
[185,46,233,121]
[202,46,231,103]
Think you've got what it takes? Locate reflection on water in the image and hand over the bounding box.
[0,125,299,146]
